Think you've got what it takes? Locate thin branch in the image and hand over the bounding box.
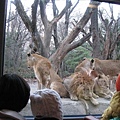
[110,34,120,54]
[51,0,72,24]
[69,0,80,15]
[12,0,32,33]
[62,1,100,44]
[68,33,91,51]
[51,0,59,16]
[39,0,49,27]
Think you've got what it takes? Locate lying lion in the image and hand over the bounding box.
[64,67,114,103]
[64,68,99,106]
[75,58,115,97]
[94,74,114,99]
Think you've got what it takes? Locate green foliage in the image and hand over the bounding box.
[63,45,92,76]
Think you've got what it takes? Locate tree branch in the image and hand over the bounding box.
[39,0,49,27]
[13,0,32,33]
[51,0,72,24]
[52,0,59,16]
[32,0,39,35]
[69,0,80,15]
[62,1,100,45]
[99,10,106,28]
[13,0,47,56]
[50,1,100,67]
[110,34,120,52]
[52,0,59,49]
[67,33,91,52]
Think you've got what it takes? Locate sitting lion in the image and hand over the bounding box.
[27,52,69,98]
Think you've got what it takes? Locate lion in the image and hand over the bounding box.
[94,73,114,99]
[75,58,92,73]
[64,68,99,106]
[90,58,120,77]
[63,68,100,114]
[75,58,120,91]
[76,58,120,77]
[27,52,69,98]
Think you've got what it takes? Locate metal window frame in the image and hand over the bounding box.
[0,0,120,119]
[93,0,120,4]
[24,114,101,120]
[0,0,8,77]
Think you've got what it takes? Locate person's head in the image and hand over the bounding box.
[0,74,30,112]
[30,89,63,120]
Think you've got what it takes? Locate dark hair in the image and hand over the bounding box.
[0,74,30,112]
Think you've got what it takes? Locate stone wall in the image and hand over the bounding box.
[20,97,110,116]
[20,81,110,116]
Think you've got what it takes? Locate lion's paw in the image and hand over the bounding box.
[70,94,78,101]
[104,95,111,99]
[92,93,99,99]
[90,97,99,105]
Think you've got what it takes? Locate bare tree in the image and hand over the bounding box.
[50,1,100,72]
[98,5,120,59]
[13,0,100,72]
[5,9,30,75]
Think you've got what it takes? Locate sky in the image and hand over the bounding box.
[7,0,120,20]
[7,0,91,21]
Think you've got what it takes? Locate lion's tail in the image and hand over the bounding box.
[80,98,90,115]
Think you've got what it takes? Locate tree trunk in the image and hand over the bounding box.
[91,7,101,58]
[98,5,119,60]
[14,0,100,72]
[52,0,59,49]
[50,33,91,72]
[50,1,100,72]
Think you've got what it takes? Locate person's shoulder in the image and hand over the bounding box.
[0,109,26,120]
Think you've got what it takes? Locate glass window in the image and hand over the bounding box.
[3,0,120,118]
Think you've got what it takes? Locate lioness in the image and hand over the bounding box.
[94,74,114,99]
[91,58,120,77]
[75,58,92,73]
[76,58,120,77]
[27,52,69,98]
[75,58,120,91]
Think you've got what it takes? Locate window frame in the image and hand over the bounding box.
[0,0,120,120]
[0,0,7,77]
[93,0,120,4]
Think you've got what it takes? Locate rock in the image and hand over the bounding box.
[20,97,110,116]
[20,81,110,116]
